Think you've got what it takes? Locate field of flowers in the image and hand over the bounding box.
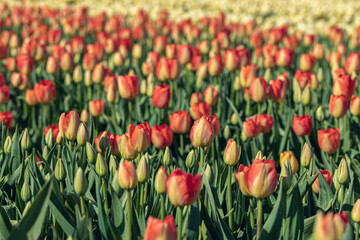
[0,1,360,239]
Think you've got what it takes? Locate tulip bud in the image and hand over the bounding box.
[84,70,92,87]
[21,128,31,150]
[56,133,63,144]
[74,168,88,196]
[45,128,54,148]
[249,77,269,103]
[223,125,231,139]
[316,106,325,121]
[118,160,138,190]
[231,113,238,125]
[155,167,168,194]
[317,68,324,82]
[4,136,12,154]
[185,149,196,169]
[337,158,349,185]
[223,139,240,166]
[86,142,96,164]
[301,86,312,105]
[279,151,299,174]
[140,80,147,95]
[204,164,215,185]
[77,123,89,146]
[234,76,242,91]
[55,158,66,181]
[23,201,32,216]
[163,147,172,166]
[73,65,83,84]
[264,68,272,83]
[280,159,292,190]
[95,153,108,177]
[329,95,348,118]
[137,155,150,183]
[300,142,313,168]
[293,80,302,103]
[80,109,89,123]
[21,180,31,202]
[98,131,108,151]
[352,199,360,223]
[190,116,215,148]
[333,169,341,191]
[109,155,118,175]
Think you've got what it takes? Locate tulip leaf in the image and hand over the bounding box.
[0,206,12,239]
[259,180,285,240]
[284,185,304,240]
[8,175,54,240]
[225,97,243,129]
[186,202,201,240]
[340,224,354,240]
[111,189,124,230]
[303,215,316,239]
[95,177,112,240]
[314,165,334,210]
[278,114,292,155]
[299,173,319,198]
[10,127,21,173]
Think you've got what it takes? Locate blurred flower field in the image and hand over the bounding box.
[0,0,360,240]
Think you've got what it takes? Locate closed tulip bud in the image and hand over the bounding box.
[185,150,196,169]
[84,70,92,87]
[21,180,31,202]
[190,116,215,148]
[118,160,138,190]
[118,75,140,100]
[316,68,324,83]
[205,164,215,185]
[207,56,223,77]
[46,56,58,74]
[92,64,105,84]
[203,85,219,106]
[352,199,360,223]
[120,132,138,160]
[80,109,89,123]
[140,80,147,95]
[74,168,88,196]
[4,136,12,154]
[293,80,302,103]
[109,155,118,175]
[44,128,53,148]
[132,44,142,59]
[155,167,168,194]
[163,146,172,166]
[280,159,292,190]
[300,142,313,167]
[234,76,242,91]
[77,123,89,146]
[144,215,177,240]
[89,99,105,117]
[338,158,349,185]
[299,53,315,72]
[42,146,49,161]
[240,64,257,88]
[137,155,150,182]
[333,169,341,191]
[345,52,360,75]
[313,211,337,240]
[223,139,240,166]
[95,153,108,177]
[316,106,325,121]
[231,113,238,125]
[152,84,171,109]
[275,48,293,68]
[112,170,120,195]
[73,65,83,84]
[98,131,108,152]
[21,128,31,150]
[166,168,202,207]
[60,52,74,72]
[56,133,63,144]
[249,77,269,103]
[329,95,348,118]
[269,79,286,103]
[279,151,299,174]
[301,86,312,105]
[55,158,66,181]
[224,49,240,72]
[86,142,96,164]
[223,125,231,139]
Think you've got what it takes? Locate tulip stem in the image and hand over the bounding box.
[80,196,86,217]
[256,199,263,240]
[60,182,64,193]
[169,81,173,110]
[177,207,183,240]
[127,190,132,240]
[160,194,165,220]
[246,94,251,117]
[200,147,204,168]
[227,165,233,231]
[355,222,359,240]
[211,142,215,166]
[102,177,108,212]
[339,185,345,212]
[180,134,184,156]
[250,198,255,229]
[157,109,161,125]
[257,103,261,115]
[128,101,133,123]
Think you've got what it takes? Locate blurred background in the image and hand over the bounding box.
[5,0,360,33]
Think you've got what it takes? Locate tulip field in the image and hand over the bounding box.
[2,1,360,239]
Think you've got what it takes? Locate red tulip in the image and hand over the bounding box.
[60,52,74,72]
[350,95,360,116]
[128,122,151,152]
[118,75,139,100]
[34,80,56,104]
[203,85,219,106]
[190,93,203,106]
[240,64,257,88]
[254,114,274,134]
[46,56,59,74]
[5,57,16,72]
[241,118,261,140]
[208,114,221,136]
[294,70,312,89]
[44,124,59,142]
[299,53,316,72]
[332,74,356,100]
[16,53,33,75]
[345,52,360,75]
[25,88,38,106]
[169,111,191,134]
[177,44,192,65]
[0,85,10,104]
[144,215,177,240]
[89,99,105,117]
[224,49,239,72]
[190,115,214,148]
[269,79,287,103]
[292,115,312,137]
[0,111,13,129]
[154,35,167,53]
[152,84,171,109]
[312,170,333,194]
[83,53,97,71]
[189,101,211,120]
[207,56,223,77]
[317,128,340,154]
[151,124,173,149]
[59,111,80,141]
[249,77,269,103]
[275,48,293,67]
[329,95,348,118]
[166,168,202,207]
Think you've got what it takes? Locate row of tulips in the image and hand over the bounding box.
[0,2,360,240]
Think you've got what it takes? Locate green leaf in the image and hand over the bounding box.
[95,178,112,240]
[303,215,316,240]
[8,175,54,240]
[284,185,304,240]
[299,173,319,198]
[0,206,12,239]
[259,181,285,240]
[315,165,334,210]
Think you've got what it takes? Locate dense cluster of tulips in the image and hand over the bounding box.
[1,2,360,240]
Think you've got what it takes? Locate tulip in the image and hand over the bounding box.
[118,160,138,190]
[275,48,293,67]
[177,44,192,65]
[313,211,337,240]
[151,124,173,149]
[59,111,81,141]
[224,49,240,72]
[253,114,274,134]
[154,35,167,53]
[269,79,287,103]
[83,53,97,71]
[249,77,269,103]
[301,142,313,167]
[240,64,257,88]
[190,93,203,106]
[80,109,89,123]
[33,80,56,104]
[77,123,89,146]
[312,170,333,194]
[203,85,219,106]
[144,215,177,240]
[60,52,74,72]
[166,44,177,59]
[235,164,251,196]
[345,52,360,75]
[301,86,312,106]
[279,151,299,174]
[74,168,88,196]
[89,99,105,117]
[208,114,221,136]
[166,168,202,207]
[155,167,169,194]
[155,58,170,82]
[5,57,16,72]
[152,84,171,109]
[190,116,215,148]
[128,122,151,152]
[294,70,312,89]
[329,95,348,118]
[333,212,350,240]
[207,56,223,77]
[46,56,58,74]
[299,53,315,72]
[16,53,33,75]
[0,85,10,104]
[352,199,360,223]
[292,115,312,137]
[169,111,191,134]
[44,124,59,143]
[189,101,211,120]
[223,139,239,166]
[312,44,324,60]
[332,74,356,100]
[119,132,138,160]
[241,118,261,140]
[318,128,340,154]
[118,75,139,100]
[350,95,360,117]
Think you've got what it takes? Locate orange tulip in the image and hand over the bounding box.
[254,114,274,134]
[152,84,171,109]
[128,122,151,152]
[207,56,223,77]
[89,99,105,117]
[34,80,56,104]
[203,85,219,106]
[151,124,173,149]
[190,115,214,148]
[208,114,221,136]
[120,132,138,160]
[118,160,138,190]
[169,111,191,134]
[299,53,315,72]
[332,74,356,100]
[312,170,333,194]
[177,44,192,65]
[292,115,312,137]
[59,111,80,141]
[223,139,239,166]
[241,118,261,140]
[275,48,293,67]
[189,101,211,120]
[269,79,287,103]
[318,128,340,154]
[240,64,257,88]
[118,75,139,100]
[144,215,177,240]
[224,49,239,72]
[329,95,348,118]
[345,52,360,75]
[190,93,203,106]
[350,95,360,116]
[249,77,269,103]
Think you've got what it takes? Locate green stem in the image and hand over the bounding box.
[256,199,263,240]
[169,81,173,109]
[211,142,215,166]
[144,182,148,206]
[80,196,86,217]
[355,222,359,240]
[177,207,183,240]
[339,185,345,212]
[157,108,161,125]
[282,194,287,237]
[227,165,233,231]
[250,198,255,229]
[200,147,204,168]
[60,182,64,193]
[127,190,132,240]
[111,103,116,125]
[246,94,251,117]
[160,194,165,220]
[257,103,261,115]
[102,178,108,212]
[180,134,184,156]
[128,101,133,124]
[140,183,144,208]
